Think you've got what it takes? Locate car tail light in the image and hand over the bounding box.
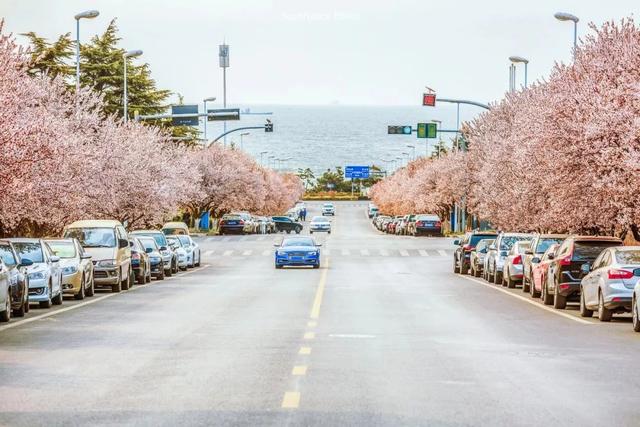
[219,220,225,225]
[559,284,571,291]
[559,255,572,266]
[132,253,140,260]
[463,244,472,251]
[608,269,633,280]
[513,255,522,265]
[436,221,442,227]
[238,220,245,225]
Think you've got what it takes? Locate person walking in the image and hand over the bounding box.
[301,208,307,221]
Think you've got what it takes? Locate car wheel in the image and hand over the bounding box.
[313,264,320,269]
[310,231,313,234]
[52,280,63,305]
[553,290,567,310]
[633,296,640,332]
[530,278,540,298]
[460,262,469,275]
[75,274,86,300]
[493,269,502,285]
[522,277,530,293]
[121,267,131,291]
[172,260,178,274]
[158,268,165,280]
[597,291,612,322]
[507,272,516,289]
[275,264,283,269]
[112,270,122,293]
[13,292,26,317]
[541,280,553,305]
[579,289,593,318]
[295,227,302,234]
[137,269,145,285]
[0,295,10,322]
[453,256,460,274]
[86,275,95,297]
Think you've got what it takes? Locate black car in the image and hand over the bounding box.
[453,231,498,275]
[0,240,33,317]
[219,214,247,235]
[544,235,622,309]
[413,214,443,236]
[272,216,303,234]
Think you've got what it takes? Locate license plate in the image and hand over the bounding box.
[425,222,434,226]
[228,221,237,225]
[291,257,303,261]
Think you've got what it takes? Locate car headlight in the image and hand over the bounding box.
[277,251,286,256]
[308,251,317,256]
[96,259,117,268]
[185,247,193,253]
[28,272,45,280]
[161,250,171,257]
[150,256,161,262]
[62,266,78,275]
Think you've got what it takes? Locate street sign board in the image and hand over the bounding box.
[345,166,370,179]
[219,44,229,68]
[388,125,412,135]
[207,108,240,121]
[171,105,199,126]
[417,123,438,139]
[423,93,436,106]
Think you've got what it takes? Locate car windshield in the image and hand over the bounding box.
[13,242,44,263]
[499,235,530,251]
[46,241,76,258]
[312,216,328,222]
[139,238,158,252]
[65,228,116,248]
[416,215,439,221]
[0,244,17,266]
[470,234,497,246]
[177,235,191,245]
[537,238,565,254]
[133,232,167,247]
[282,238,315,247]
[573,241,621,261]
[615,250,640,264]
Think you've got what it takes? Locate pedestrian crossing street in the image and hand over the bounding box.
[199,247,453,258]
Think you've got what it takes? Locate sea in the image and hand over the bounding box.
[201,104,471,176]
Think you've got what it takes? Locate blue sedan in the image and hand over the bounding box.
[275,237,321,269]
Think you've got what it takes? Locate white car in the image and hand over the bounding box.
[322,203,335,216]
[175,235,201,267]
[309,216,331,234]
[166,236,188,271]
[8,238,63,308]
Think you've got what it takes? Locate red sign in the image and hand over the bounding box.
[422,93,436,107]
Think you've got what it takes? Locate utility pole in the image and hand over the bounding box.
[219,43,229,147]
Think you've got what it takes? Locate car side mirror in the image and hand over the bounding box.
[453,239,460,245]
[80,253,92,260]
[531,257,541,264]
[129,241,134,247]
[118,238,128,249]
[50,255,60,263]
[159,246,168,251]
[316,244,323,247]
[145,248,153,254]
[273,244,280,247]
[525,250,533,255]
[19,258,34,267]
[547,254,555,260]
[580,263,591,275]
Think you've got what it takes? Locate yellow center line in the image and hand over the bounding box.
[292,365,308,376]
[310,258,330,319]
[281,391,300,409]
[299,347,312,355]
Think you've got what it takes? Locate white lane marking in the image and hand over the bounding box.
[341,249,351,256]
[223,250,233,256]
[204,250,215,257]
[379,249,389,256]
[0,265,211,332]
[459,275,593,325]
[242,250,252,256]
[360,249,370,256]
[438,250,447,257]
[399,249,409,257]
[419,249,429,257]
[262,249,272,256]
[329,334,376,338]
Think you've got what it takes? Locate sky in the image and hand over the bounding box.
[1,0,637,108]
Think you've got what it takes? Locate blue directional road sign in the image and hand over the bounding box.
[345,166,370,179]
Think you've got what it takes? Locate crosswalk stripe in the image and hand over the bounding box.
[438,250,447,257]
[242,250,252,256]
[223,250,233,256]
[400,249,409,257]
[379,249,389,256]
[341,249,351,256]
[360,249,370,256]
[418,249,429,257]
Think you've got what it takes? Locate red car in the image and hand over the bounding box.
[530,243,559,298]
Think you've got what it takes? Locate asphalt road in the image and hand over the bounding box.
[1,201,640,426]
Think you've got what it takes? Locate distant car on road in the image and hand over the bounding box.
[309,216,331,234]
[274,237,321,269]
[219,214,250,235]
[162,222,190,236]
[579,246,639,321]
[272,216,303,234]
[176,234,200,267]
[411,214,442,236]
[453,231,498,275]
[130,230,176,277]
[322,203,336,216]
[367,203,379,218]
[166,236,188,271]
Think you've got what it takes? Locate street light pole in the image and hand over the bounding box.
[74,10,99,92]
[260,151,268,166]
[123,50,143,123]
[554,12,580,58]
[509,56,529,88]
[406,145,416,160]
[219,44,230,147]
[240,132,250,151]
[203,96,216,142]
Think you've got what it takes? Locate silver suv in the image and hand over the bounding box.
[484,233,533,284]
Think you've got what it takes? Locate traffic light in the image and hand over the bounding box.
[417,123,438,138]
[388,125,412,135]
[265,120,273,132]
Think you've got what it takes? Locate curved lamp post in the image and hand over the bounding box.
[74,10,99,92]
[554,12,579,58]
[123,50,143,122]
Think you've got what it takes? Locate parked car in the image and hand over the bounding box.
[502,241,531,288]
[233,212,255,233]
[453,231,498,275]
[8,238,63,308]
[46,238,95,299]
[579,246,640,321]
[0,259,12,322]
[162,222,189,236]
[0,240,32,317]
[272,216,303,234]
[129,237,151,284]
[470,239,494,277]
[274,236,321,269]
[634,281,640,332]
[322,203,336,216]
[136,236,165,280]
[219,214,249,235]
[309,216,331,234]
[254,216,276,234]
[376,216,392,231]
[368,203,379,218]
[529,243,560,298]
[522,234,567,293]
[166,236,188,271]
[411,214,442,236]
[130,230,176,277]
[484,233,533,284]
[175,234,200,267]
[63,220,133,293]
[544,235,622,309]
